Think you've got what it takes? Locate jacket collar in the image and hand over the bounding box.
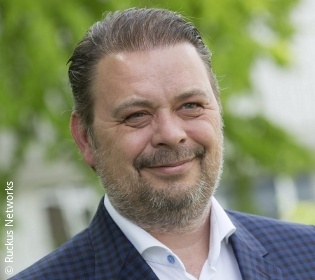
[227,211,283,280]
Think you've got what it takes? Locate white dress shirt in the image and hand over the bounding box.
[105,195,242,280]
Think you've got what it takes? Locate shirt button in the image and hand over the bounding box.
[167,255,175,264]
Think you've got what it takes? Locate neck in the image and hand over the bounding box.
[149,205,211,278]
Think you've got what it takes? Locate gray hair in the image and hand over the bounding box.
[68,8,220,129]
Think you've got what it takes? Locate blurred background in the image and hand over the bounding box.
[1,0,315,277]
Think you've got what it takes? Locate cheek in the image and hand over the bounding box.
[187,119,221,148]
[107,128,150,164]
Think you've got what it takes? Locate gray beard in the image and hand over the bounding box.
[94,145,223,234]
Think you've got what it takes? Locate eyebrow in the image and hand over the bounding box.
[173,89,210,103]
[111,89,211,118]
[112,99,154,118]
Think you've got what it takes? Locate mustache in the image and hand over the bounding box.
[134,146,205,171]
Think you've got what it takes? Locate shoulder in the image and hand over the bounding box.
[10,228,95,280]
[227,209,315,236]
[226,211,315,279]
[227,209,315,253]
[9,197,134,280]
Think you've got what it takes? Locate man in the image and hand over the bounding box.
[11,8,315,280]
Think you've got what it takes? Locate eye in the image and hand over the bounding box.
[126,112,147,119]
[124,111,151,127]
[178,102,203,118]
[182,103,200,109]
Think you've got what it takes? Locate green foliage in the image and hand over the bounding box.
[287,202,315,225]
[1,0,314,213]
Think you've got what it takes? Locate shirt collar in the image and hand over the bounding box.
[211,196,236,244]
[207,196,236,266]
[104,195,168,254]
[104,195,236,256]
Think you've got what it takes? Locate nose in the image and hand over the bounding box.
[151,111,187,148]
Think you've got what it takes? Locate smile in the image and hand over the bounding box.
[144,159,195,176]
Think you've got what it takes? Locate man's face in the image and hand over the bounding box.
[75,43,223,232]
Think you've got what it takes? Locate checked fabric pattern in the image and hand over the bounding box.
[227,210,315,279]
[11,197,315,280]
[10,197,158,280]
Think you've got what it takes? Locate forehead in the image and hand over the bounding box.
[92,43,213,110]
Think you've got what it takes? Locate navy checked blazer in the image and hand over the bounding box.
[11,197,315,280]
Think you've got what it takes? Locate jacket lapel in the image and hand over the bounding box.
[227,212,283,280]
[118,247,159,280]
[89,197,158,280]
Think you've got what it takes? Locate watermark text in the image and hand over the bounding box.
[4,181,14,276]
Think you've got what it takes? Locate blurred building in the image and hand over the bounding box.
[252,0,315,219]
[217,0,315,219]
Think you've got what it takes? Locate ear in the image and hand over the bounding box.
[70,112,95,167]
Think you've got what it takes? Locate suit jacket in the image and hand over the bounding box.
[11,197,315,280]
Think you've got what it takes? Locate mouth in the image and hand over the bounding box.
[151,159,192,167]
[143,158,195,176]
